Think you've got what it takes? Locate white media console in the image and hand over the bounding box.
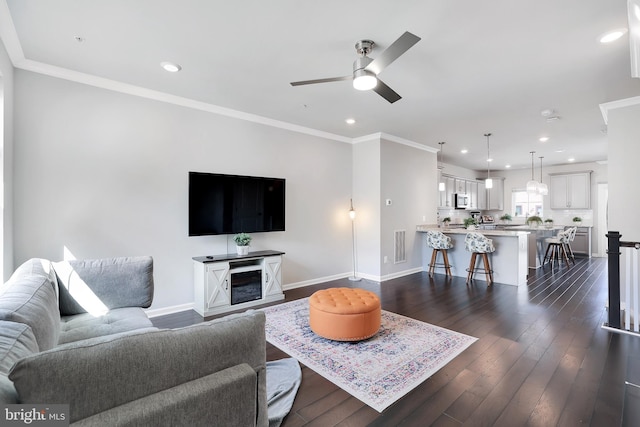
[192,250,284,317]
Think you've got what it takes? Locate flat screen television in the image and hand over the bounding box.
[189,172,286,236]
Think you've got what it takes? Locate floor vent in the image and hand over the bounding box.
[394,230,406,264]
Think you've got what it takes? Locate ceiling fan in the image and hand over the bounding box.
[290,31,421,103]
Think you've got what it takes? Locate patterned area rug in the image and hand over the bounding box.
[261,298,477,412]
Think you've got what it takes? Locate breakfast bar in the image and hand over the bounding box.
[417,225,530,286]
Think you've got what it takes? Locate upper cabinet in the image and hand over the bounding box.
[485,178,505,210]
[438,173,456,208]
[438,174,501,211]
[549,171,591,209]
[477,181,487,210]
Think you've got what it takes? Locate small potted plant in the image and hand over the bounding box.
[233,233,252,256]
[573,216,582,226]
[442,217,451,228]
[499,213,512,224]
[526,215,543,228]
[544,218,554,229]
[464,217,478,230]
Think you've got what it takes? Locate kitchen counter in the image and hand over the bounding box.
[417,226,529,286]
[417,225,530,237]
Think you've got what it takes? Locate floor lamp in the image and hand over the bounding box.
[349,199,361,281]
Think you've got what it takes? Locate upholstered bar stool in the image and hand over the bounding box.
[564,226,577,263]
[543,228,572,268]
[465,232,495,285]
[426,230,453,277]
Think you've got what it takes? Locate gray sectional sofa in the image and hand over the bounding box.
[0,256,268,426]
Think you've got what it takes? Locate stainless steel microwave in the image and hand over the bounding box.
[454,193,469,209]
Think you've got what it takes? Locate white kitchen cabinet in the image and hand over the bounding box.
[485,178,504,210]
[441,175,455,208]
[454,178,467,194]
[550,172,591,209]
[467,181,478,209]
[477,181,487,210]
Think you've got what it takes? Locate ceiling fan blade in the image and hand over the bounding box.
[372,79,401,103]
[290,75,352,86]
[365,31,421,75]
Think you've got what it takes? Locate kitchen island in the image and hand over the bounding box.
[417,225,530,286]
[502,225,564,269]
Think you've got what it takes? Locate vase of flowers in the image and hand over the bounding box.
[233,233,252,256]
[442,217,451,228]
[572,216,582,226]
[544,218,554,229]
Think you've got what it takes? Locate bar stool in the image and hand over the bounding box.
[465,232,495,285]
[543,228,572,268]
[425,230,453,277]
[564,226,577,263]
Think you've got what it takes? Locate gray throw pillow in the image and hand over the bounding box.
[53,256,154,315]
[0,259,61,350]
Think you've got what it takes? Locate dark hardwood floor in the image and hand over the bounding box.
[152,257,640,426]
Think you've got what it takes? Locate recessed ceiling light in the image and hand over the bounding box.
[487,158,493,162]
[74,35,85,43]
[460,149,468,154]
[539,137,549,142]
[345,118,356,124]
[505,164,511,168]
[568,157,575,162]
[160,61,182,72]
[599,28,628,43]
[556,149,565,153]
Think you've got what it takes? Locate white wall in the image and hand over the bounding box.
[0,38,13,281]
[608,102,640,241]
[380,138,434,278]
[351,135,436,280]
[352,138,381,278]
[13,70,354,310]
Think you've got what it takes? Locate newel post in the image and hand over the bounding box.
[606,231,621,329]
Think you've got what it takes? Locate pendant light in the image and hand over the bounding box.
[438,142,446,191]
[538,156,548,196]
[484,133,493,189]
[526,151,539,193]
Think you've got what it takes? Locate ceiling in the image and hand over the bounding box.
[2,0,640,171]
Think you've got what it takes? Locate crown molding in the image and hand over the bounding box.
[352,132,435,152]
[1,1,430,151]
[599,96,640,124]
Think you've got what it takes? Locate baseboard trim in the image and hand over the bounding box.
[283,272,353,290]
[148,267,425,315]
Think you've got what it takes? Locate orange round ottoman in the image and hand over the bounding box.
[309,287,381,341]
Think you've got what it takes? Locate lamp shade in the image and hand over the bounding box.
[526,179,539,193]
[438,182,445,191]
[538,182,549,196]
[485,178,493,189]
[353,70,377,91]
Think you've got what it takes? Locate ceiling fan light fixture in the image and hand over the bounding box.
[599,28,628,43]
[353,70,377,91]
[160,61,182,73]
